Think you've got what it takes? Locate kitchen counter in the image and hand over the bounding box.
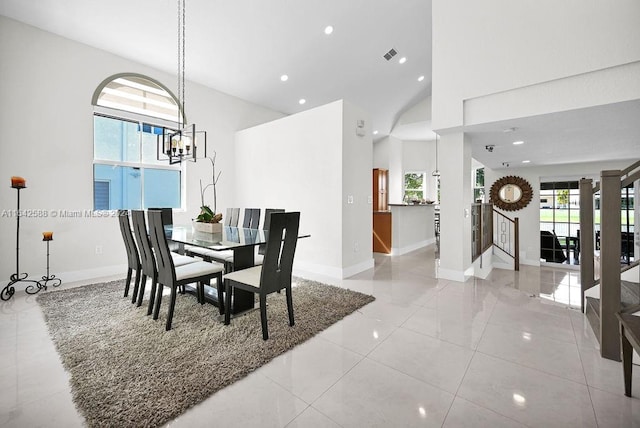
[389,204,435,255]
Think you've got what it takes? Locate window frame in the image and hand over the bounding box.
[403,171,427,202]
[91,73,186,211]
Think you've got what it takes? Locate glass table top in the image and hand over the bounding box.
[166,225,267,250]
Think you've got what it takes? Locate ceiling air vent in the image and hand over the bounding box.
[383,48,397,61]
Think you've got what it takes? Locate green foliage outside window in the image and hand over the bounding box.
[404,172,425,201]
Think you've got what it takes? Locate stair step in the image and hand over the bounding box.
[622,280,640,308]
[585,296,601,344]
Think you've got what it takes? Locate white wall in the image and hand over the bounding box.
[234,100,374,279]
[341,100,375,272]
[485,159,634,266]
[375,137,438,205]
[0,17,283,282]
[373,138,390,169]
[432,0,640,130]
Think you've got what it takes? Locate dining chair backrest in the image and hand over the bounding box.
[131,210,156,278]
[242,208,261,229]
[148,210,176,286]
[118,210,140,269]
[259,212,300,294]
[259,208,285,255]
[225,207,240,227]
[148,207,173,225]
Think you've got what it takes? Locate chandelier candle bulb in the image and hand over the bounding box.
[43,232,53,241]
[10,176,26,188]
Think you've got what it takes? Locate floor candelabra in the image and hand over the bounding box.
[1,182,61,301]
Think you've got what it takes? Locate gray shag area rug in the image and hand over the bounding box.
[37,278,374,428]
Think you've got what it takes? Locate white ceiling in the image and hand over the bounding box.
[0,0,431,139]
[466,100,640,170]
[1,0,638,169]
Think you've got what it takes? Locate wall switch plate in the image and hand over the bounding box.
[347,195,354,204]
[95,245,103,255]
[367,196,372,204]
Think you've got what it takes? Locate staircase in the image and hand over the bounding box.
[586,268,640,341]
[492,208,519,271]
[581,160,640,361]
[470,203,520,271]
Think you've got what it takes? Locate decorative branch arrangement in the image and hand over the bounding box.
[196,152,223,223]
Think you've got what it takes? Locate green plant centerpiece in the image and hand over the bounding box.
[193,152,223,233]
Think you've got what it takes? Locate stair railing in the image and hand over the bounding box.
[581,159,640,361]
[492,207,519,271]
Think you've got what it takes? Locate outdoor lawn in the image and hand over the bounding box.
[539,209,635,225]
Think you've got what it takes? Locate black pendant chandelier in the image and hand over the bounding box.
[157,0,206,164]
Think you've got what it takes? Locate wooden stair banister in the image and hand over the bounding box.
[579,178,595,312]
[581,159,639,362]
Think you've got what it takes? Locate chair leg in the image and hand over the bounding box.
[166,286,178,331]
[124,268,132,297]
[216,273,224,315]
[224,281,232,325]
[198,281,205,305]
[153,284,164,320]
[136,274,147,307]
[259,294,268,340]
[147,277,157,316]
[286,286,294,327]
[131,270,141,304]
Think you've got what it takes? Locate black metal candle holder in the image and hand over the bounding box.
[1,184,60,301]
[39,235,61,289]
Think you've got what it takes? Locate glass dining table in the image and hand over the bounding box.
[166,224,309,315]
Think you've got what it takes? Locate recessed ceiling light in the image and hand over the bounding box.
[280,74,288,82]
[298,98,306,105]
[399,57,407,64]
[522,160,530,163]
[373,130,379,135]
[418,75,425,82]
[324,25,334,35]
[512,140,524,145]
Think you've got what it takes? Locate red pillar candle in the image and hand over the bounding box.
[43,231,53,241]
[11,176,26,188]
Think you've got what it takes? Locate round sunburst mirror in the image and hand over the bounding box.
[489,175,533,211]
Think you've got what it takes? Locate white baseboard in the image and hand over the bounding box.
[0,264,126,289]
[391,238,435,256]
[294,258,375,280]
[56,264,127,284]
[438,267,471,283]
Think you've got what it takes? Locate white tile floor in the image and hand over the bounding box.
[2,245,640,427]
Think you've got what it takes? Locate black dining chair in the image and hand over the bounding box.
[243,208,261,229]
[148,207,179,251]
[223,212,300,340]
[148,210,226,330]
[220,208,262,271]
[118,210,141,300]
[254,208,285,265]
[131,210,198,314]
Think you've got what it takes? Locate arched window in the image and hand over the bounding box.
[92,74,183,210]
